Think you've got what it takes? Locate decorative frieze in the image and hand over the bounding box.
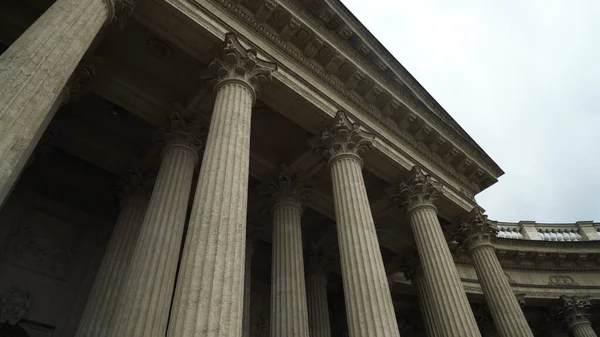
[304,36,324,58]
[280,18,301,41]
[255,0,276,22]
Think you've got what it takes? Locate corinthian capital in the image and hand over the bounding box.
[116,165,156,201]
[260,169,312,209]
[559,295,592,328]
[103,0,135,28]
[158,110,207,160]
[306,242,332,277]
[315,110,375,164]
[390,166,441,212]
[206,33,277,102]
[457,207,498,251]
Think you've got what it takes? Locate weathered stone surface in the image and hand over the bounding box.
[167,33,276,337]
[108,113,203,337]
[317,111,400,337]
[0,0,111,208]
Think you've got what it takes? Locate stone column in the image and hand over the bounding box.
[316,111,400,337]
[167,34,276,337]
[0,0,133,207]
[306,244,332,337]
[242,234,255,337]
[391,166,481,337]
[402,258,442,337]
[262,171,311,337]
[560,296,598,337]
[75,168,153,337]
[108,113,204,337]
[457,208,534,337]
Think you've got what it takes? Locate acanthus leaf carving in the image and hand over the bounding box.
[116,163,156,201]
[158,108,207,160]
[314,110,374,163]
[260,166,312,208]
[389,166,441,211]
[205,33,277,102]
[559,295,591,328]
[456,207,498,251]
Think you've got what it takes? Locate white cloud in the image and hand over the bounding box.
[342,0,600,221]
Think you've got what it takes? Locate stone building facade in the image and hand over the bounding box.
[0,0,599,336]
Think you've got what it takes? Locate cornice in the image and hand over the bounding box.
[320,0,497,163]
[291,0,502,178]
[190,0,499,196]
[454,238,600,271]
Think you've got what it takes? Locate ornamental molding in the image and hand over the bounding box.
[287,0,501,176]
[548,275,580,287]
[452,236,600,271]
[460,276,598,291]
[455,252,600,272]
[184,0,496,197]
[461,285,600,300]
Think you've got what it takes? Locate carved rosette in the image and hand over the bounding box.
[206,33,277,103]
[158,111,207,162]
[315,110,375,165]
[390,166,441,213]
[116,166,155,203]
[261,170,312,210]
[457,208,498,251]
[559,295,592,328]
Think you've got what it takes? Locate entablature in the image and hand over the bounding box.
[452,238,600,272]
[170,0,502,200]
[131,0,480,214]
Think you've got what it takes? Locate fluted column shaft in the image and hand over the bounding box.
[307,272,332,337]
[408,205,481,337]
[330,155,400,337]
[242,241,254,337]
[571,322,598,337]
[109,145,198,337]
[470,244,534,337]
[0,0,111,206]
[168,82,253,337]
[412,266,443,337]
[76,196,148,337]
[270,200,310,337]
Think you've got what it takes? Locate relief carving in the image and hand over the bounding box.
[0,287,31,325]
[2,210,79,279]
[548,275,579,287]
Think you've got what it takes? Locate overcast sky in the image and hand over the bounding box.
[341,0,600,222]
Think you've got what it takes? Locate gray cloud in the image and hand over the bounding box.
[341,0,600,221]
